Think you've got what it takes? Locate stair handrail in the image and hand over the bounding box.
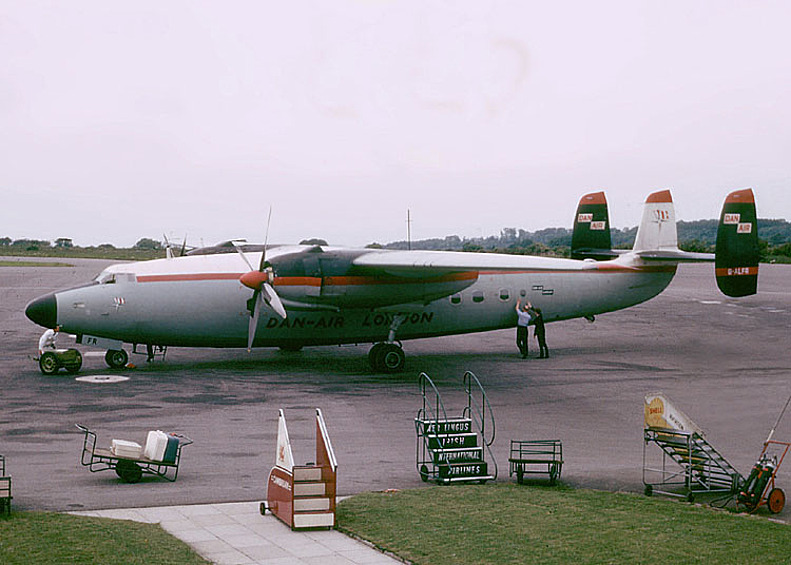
[417,372,448,425]
[463,370,498,479]
[416,372,449,480]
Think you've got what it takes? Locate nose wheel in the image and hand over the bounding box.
[368,342,406,373]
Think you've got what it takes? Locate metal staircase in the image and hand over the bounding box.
[415,371,497,484]
[642,393,742,501]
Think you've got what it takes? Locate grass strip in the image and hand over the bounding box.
[0,511,209,564]
[337,484,789,564]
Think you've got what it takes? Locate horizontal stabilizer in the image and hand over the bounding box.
[715,189,759,297]
[571,191,612,260]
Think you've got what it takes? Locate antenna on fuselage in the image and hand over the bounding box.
[407,209,412,250]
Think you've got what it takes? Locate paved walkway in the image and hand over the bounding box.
[72,501,401,565]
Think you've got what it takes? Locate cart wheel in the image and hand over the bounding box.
[105,349,128,369]
[419,464,429,482]
[259,502,267,515]
[767,488,785,514]
[516,469,524,485]
[39,351,60,375]
[64,349,82,374]
[644,484,653,497]
[115,460,142,483]
[686,492,695,503]
[549,463,560,486]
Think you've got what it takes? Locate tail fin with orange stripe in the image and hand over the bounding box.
[715,189,759,297]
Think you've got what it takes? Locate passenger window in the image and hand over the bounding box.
[520,289,526,297]
[499,289,510,301]
[472,291,484,303]
[450,293,462,305]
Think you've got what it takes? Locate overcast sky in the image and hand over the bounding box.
[2,1,789,248]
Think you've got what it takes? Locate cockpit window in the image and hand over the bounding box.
[94,272,116,284]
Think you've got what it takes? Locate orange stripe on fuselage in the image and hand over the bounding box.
[136,267,672,285]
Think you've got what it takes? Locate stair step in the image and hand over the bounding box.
[438,461,488,479]
[294,482,328,497]
[433,447,484,464]
[417,418,472,435]
[293,511,334,529]
[294,497,331,512]
[293,467,323,481]
[428,433,479,450]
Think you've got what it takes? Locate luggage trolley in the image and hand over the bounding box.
[509,440,563,485]
[76,424,192,483]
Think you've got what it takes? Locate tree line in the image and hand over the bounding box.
[3,219,791,262]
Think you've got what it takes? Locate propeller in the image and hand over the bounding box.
[234,208,287,351]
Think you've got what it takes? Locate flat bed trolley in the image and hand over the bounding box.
[76,424,192,483]
[509,439,563,485]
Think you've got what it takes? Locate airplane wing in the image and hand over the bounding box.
[352,249,596,277]
[634,249,714,262]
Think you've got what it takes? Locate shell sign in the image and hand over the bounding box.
[644,392,703,435]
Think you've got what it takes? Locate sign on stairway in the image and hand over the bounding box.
[644,392,703,435]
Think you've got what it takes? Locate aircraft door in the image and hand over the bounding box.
[303,255,322,297]
[318,257,347,298]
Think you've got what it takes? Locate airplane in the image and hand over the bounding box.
[25,189,759,373]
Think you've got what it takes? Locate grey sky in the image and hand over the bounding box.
[2,1,789,248]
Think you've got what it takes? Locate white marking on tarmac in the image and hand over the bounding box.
[699,300,722,305]
[75,375,130,384]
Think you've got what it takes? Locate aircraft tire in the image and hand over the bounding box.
[39,351,60,375]
[377,343,405,373]
[368,343,386,370]
[105,349,128,369]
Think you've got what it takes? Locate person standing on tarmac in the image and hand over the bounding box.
[38,326,59,355]
[515,299,533,359]
[530,307,549,358]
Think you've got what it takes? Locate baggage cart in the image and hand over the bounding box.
[76,424,192,483]
[509,439,563,485]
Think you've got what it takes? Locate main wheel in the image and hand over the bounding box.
[115,460,142,483]
[768,487,785,514]
[64,349,82,374]
[39,351,60,375]
[376,343,406,373]
[368,343,386,370]
[105,349,128,369]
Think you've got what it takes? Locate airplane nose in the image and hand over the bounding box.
[25,293,58,328]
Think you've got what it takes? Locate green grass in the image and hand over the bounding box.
[0,512,208,564]
[336,484,790,564]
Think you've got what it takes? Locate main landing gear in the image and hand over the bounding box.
[368,342,406,373]
[105,349,128,369]
[368,314,407,373]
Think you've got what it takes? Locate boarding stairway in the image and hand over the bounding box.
[415,371,497,484]
[643,393,742,501]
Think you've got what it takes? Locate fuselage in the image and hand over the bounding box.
[26,245,677,349]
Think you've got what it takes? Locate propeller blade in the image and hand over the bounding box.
[262,282,287,319]
[259,206,273,271]
[232,241,255,271]
[180,234,188,257]
[247,290,263,351]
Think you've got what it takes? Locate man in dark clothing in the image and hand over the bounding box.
[515,299,533,358]
[530,307,549,358]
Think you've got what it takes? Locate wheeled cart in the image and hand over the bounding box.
[509,440,563,485]
[76,424,192,483]
[36,348,82,375]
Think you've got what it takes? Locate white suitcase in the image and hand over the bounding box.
[143,430,168,461]
[111,439,142,459]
